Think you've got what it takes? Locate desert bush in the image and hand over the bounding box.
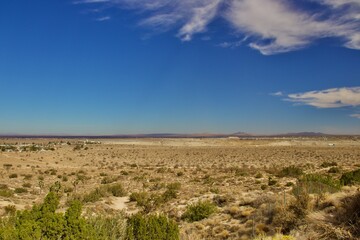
[106,183,127,197]
[3,164,12,170]
[295,174,341,194]
[0,185,13,198]
[320,161,338,168]
[101,176,119,184]
[268,177,277,186]
[62,176,68,182]
[87,213,127,240]
[0,190,13,198]
[129,192,163,213]
[162,183,181,202]
[82,188,108,203]
[126,213,179,240]
[273,188,309,234]
[336,192,360,237]
[182,200,217,222]
[22,183,31,188]
[340,168,360,186]
[4,205,16,216]
[0,190,130,239]
[23,174,33,180]
[213,195,230,207]
[14,188,27,194]
[130,192,148,206]
[328,167,340,173]
[277,166,303,178]
[73,145,82,151]
[8,174,18,179]
[120,170,129,176]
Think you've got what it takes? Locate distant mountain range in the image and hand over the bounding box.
[0,131,352,138]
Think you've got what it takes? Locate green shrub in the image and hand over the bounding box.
[277,166,303,178]
[22,183,32,188]
[0,191,127,240]
[106,183,127,197]
[340,169,360,186]
[101,176,119,184]
[129,192,148,206]
[295,174,341,194]
[87,213,127,240]
[273,188,309,234]
[14,188,27,194]
[126,213,179,240]
[336,192,360,237]
[268,177,277,186]
[320,161,338,168]
[0,186,13,197]
[4,205,16,215]
[82,188,108,203]
[162,183,181,202]
[182,200,217,222]
[8,174,18,179]
[328,167,340,173]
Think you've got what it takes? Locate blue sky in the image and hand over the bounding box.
[0,0,359,135]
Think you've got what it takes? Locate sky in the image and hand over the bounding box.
[0,0,360,135]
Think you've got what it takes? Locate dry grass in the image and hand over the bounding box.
[0,137,359,239]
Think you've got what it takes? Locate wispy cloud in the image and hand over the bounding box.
[74,0,360,54]
[270,91,284,96]
[274,87,360,119]
[96,16,111,21]
[285,87,360,108]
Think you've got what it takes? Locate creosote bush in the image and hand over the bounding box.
[129,183,181,213]
[126,213,179,240]
[296,174,341,194]
[336,191,360,237]
[340,168,360,186]
[78,183,126,204]
[277,166,303,178]
[320,161,337,168]
[8,174,18,179]
[272,186,310,234]
[182,200,217,222]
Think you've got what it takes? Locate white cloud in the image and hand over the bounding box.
[75,0,360,54]
[177,0,222,41]
[286,87,360,108]
[271,91,284,96]
[96,16,111,21]
[225,0,360,54]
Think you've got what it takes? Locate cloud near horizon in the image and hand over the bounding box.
[280,87,360,119]
[74,0,360,54]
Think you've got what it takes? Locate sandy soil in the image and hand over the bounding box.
[0,137,359,239]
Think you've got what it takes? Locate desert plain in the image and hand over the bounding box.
[0,137,360,239]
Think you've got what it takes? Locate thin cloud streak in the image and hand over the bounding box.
[74,0,360,54]
[96,16,111,21]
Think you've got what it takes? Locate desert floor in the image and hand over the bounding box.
[1,137,359,239]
